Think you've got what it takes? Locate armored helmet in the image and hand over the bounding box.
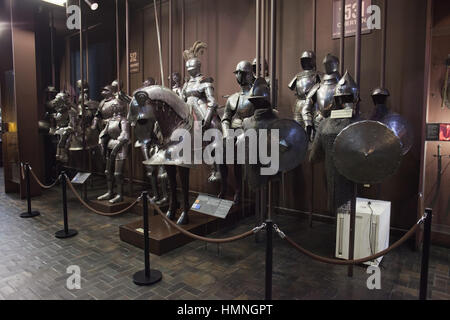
[300,51,316,71]
[334,71,359,106]
[323,54,339,75]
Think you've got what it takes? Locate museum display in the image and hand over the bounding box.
[181,41,225,186]
[309,71,358,215]
[221,60,256,204]
[288,51,321,127]
[132,85,193,225]
[3,0,445,303]
[303,54,341,140]
[94,85,130,204]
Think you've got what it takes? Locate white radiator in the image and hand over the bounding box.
[335,198,391,266]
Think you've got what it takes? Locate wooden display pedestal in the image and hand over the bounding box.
[89,197,135,214]
[119,201,254,256]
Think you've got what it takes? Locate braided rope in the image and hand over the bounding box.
[65,175,140,216]
[151,198,264,244]
[29,166,60,189]
[277,219,423,266]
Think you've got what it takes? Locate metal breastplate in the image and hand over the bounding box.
[105,117,122,140]
[55,112,69,128]
[296,71,318,99]
[185,79,207,120]
[316,75,339,112]
[232,93,254,129]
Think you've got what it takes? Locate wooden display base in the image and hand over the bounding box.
[89,197,135,214]
[119,201,254,256]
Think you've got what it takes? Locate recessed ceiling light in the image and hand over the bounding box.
[41,0,67,7]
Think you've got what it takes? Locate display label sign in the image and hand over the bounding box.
[332,0,372,39]
[330,109,353,119]
[426,124,441,141]
[129,50,140,74]
[71,172,91,185]
[191,194,234,219]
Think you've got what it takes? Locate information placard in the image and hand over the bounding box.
[71,172,91,185]
[191,195,234,219]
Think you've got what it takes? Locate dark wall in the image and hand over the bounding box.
[123,0,427,230]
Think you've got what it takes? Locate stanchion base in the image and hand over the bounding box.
[20,211,40,219]
[55,229,78,239]
[133,270,162,286]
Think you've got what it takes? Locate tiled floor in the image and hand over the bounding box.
[0,170,449,300]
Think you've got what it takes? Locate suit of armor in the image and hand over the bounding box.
[309,71,358,215]
[50,92,77,163]
[288,51,321,127]
[182,41,223,184]
[303,54,341,140]
[128,81,169,206]
[221,61,256,204]
[69,80,100,151]
[370,88,390,121]
[252,58,278,108]
[95,86,130,204]
[171,72,183,98]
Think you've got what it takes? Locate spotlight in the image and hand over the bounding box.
[84,0,99,11]
[41,0,66,6]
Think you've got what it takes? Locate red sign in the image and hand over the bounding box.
[440,124,450,141]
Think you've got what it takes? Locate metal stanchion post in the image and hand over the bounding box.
[55,173,78,239]
[419,208,433,300]
[20,163,41,218]
[265,219,273,301]
[133,192,162,286]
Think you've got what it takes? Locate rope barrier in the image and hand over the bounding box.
[151,197,265,244]
[65,175,141,216]
[20,163,26,181]
[29,166,61,190]
[274,215,425,266]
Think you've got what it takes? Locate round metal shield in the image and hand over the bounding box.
[381,113,414,156]
[333,120,402,184]
[268,119,308,173]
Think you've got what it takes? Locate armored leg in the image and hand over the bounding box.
[218,164,228,200]
[233,164,243,205]
[110,159,125,204]
[165,165,178,221]
[98,157,114,201]
[145,165,161,203]
[177,166,190,225]
[156,166,169,207]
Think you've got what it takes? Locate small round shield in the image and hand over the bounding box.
[381,113,414,156]
[333,120,402,184]
[268,119,308,173]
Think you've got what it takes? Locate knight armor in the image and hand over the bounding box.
[252,58,278,108]
[95,85,130,204]
[127,80,169,206]
[221,60,256,204]
[303,54,341,139]
[182,41,223,184]
[309,71,358,215]
[49,92,77,163]
[171,72,183,98]
[288,51,321,127]
[370,87,390,121]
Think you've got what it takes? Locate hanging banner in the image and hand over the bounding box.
[332,0,373,39]
[129,50,140,74]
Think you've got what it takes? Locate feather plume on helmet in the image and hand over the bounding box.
[184,41,208,76]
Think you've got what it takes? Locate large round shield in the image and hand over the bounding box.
[268,119,308,173]
[381,113,414,156]
[333,120,402,185]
